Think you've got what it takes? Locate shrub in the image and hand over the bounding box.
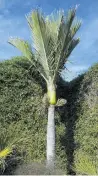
[68,63,98,174]
[0,57,67,174]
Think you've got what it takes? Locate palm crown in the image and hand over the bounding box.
[8,6,81,105]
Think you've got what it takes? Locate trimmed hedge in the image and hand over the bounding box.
[0,56,98,174]
[68,63,98,174]
[0,57,67,174]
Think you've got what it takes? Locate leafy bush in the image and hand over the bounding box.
[0,57,67,174]
[74,150,98,174]
[0,56,98,175]
[68,63,98,174]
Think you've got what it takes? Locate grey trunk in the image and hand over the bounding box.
[46,104,55,169]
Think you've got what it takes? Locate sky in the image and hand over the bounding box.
[0,0,98,81]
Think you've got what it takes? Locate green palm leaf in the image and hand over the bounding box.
[8,37,49,82]
[26,10,50,80]
[70,20,81,39]
[53,7,81,82]
[46,10,64,37]
[8,38,34,61]
[8,7,81,86]
[64,38,80,59]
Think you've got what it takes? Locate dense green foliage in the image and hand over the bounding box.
[0,57,98,174]
[0,57,66,174]
[68,63,98,174]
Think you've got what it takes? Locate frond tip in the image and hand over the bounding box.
[8,37,34,61]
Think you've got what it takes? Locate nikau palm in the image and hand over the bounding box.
[8,6,81,169]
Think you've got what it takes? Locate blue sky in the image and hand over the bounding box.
[0,0,98,81]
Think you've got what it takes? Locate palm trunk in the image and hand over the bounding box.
[46,104,55,169]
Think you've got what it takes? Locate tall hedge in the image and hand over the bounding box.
[0,57,98,174]
[0,57,67,174]
[68,63,98,174]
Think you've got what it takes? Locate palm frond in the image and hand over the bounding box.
[8,37,49,83]
[70,20,81,39]
[64,38,80,59]
[8,8,81,87]
[53,7,79,82]
[57,22,81,71]
[26,10,50,79]
[8,38,34,61]
[45,12,62,78]
[46,10,64,37]
[34,53,49,83]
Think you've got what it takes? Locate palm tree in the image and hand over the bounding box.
[8,6,81,169]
